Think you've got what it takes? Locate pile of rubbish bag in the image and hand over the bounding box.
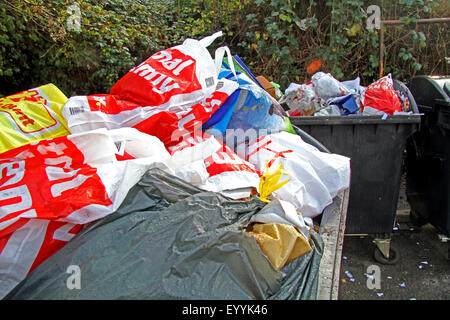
[0,31,351,300]
[280,71,414,117]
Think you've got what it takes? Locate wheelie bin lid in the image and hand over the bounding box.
[407,76,450,112]
[431,77,450,97]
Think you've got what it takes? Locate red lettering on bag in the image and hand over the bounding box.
[111,48,201,107]
[0,136,112,236]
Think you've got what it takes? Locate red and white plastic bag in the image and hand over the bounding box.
[62,32,239,146]
[110,31,231,107]
[63,78,237,146]
[165,131,261,199]
[0,127,170,298]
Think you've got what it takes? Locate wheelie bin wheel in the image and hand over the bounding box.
[374,245,400,265]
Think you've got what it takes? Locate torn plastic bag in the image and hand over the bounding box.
[165,130,260,199]
[257,161,291,204]
[0,84,70,153]
[5,168,323,300]
[362,74,402,115]
[243,131,350,219]
[62,77,238,146]
[0,128,171,298]
[204,57,294,141]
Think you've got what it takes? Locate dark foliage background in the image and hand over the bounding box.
[1,0,448,97]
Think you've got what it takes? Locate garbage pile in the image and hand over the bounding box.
[0,32,350,299]
[280,71,414,117]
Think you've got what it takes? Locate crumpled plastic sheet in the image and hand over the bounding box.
[5,168,323,300]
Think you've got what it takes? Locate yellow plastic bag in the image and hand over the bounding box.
[0,84,70,153]
[247,223,312,270]
[258,160,291,203]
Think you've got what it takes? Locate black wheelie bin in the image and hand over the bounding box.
[405,76,450,240]
[290,80,421,264]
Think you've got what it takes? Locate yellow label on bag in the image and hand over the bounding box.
[0,84,70,153]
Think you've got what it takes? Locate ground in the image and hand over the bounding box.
[338,174,450,300]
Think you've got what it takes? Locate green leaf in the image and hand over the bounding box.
[279,14,291,23]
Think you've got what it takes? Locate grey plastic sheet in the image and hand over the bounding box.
[5,168,323,300]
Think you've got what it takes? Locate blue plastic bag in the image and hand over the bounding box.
[202,88,241,133]
[327,94,360,116]
[204,56,293,138]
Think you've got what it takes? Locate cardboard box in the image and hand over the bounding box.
[256,75,277,99]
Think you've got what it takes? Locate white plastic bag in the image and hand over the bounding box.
[311,72,351,101]
[244,131,350,217]
[250,198,311,239]
[268,132,350,198]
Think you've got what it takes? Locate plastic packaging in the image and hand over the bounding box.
[314,104,342,117]
[311,72,351,101]
[362,74,402,115]
[247,222,312,270]
[281,82,324,116]
[0,84,69,153]
[271,82,283,100]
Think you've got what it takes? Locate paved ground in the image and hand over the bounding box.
[337,175,450,300]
